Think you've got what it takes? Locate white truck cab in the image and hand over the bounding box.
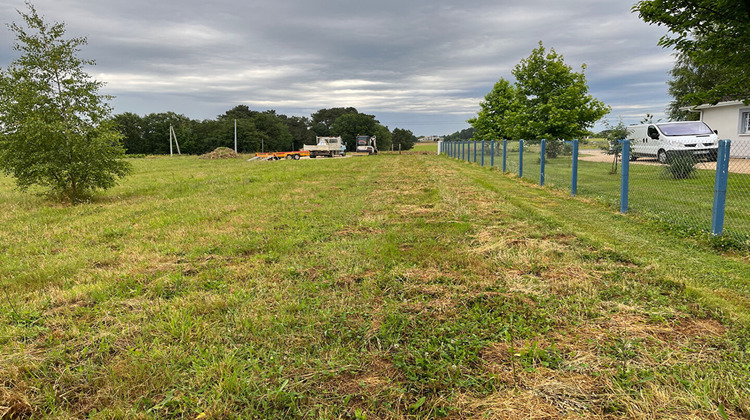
[626,121,719,163]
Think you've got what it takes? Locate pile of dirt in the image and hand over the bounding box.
[200,147,239,159]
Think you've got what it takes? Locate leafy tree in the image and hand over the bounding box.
[251,112,293,152]
[373,124,392,152]
[331,112,379,151]
[444,127,475,141]
[666,52,731,120]
[113,112,145,154]
[0,3,130,202]
[219,104,258,120]
[276,114,315,149]
[512,42,609,158]
[633,0,750,104]
[601,119,631,174]
[468,78,519,140]
[311,107,359,136]
[140,112,195,155]
[392,128,416,151]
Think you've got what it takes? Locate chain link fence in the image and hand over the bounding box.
[441,139,750,247]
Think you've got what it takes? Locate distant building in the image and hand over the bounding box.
[418,136,444,142]
[684,101,750,158]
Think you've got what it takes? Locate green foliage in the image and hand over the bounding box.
[468,78,519,141]
[633,0,750,104]
[373,124,393,151]
[601,119,631,173]
[311,107,359,136]
[512,42,610,157]
[469,42,609,159]
[392,128,416,151]
[443,127,475,141]
[330,112,379,151]
[0,3,130,203]
[666,52,731,120]
[665,153,697,179]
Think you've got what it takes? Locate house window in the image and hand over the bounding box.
[741,110,750,134]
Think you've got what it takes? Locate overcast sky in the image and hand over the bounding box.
[0,0,675,136]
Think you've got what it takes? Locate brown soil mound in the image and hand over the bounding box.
[200,147,238,159]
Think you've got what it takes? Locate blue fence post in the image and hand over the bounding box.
[467,141,470,162]
[540,139,546,186]
[503,140,507,172]
[490,140,495,167]
[711,140,731,236]
[620,139,630,214]
[481,140,485,166]
[462,141,465,161]
[572,139,579,196]
[473,141,477,163]
[519,140,524,178]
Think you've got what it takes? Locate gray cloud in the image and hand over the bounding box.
[0,0,675,135]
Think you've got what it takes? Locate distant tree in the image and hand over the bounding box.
[512,42,609,157]
[468,78,519,140]
[601,119,631,174]
[331,113,379,151]
[392,128,416,151]
[219,104,258,120]
[633,0,750,104]
[444,127,476,141]
[373,124,392,151]
[0,3,130,202]
[311,107,359,136]
[140,112,195,154]
[251,112,293,152]
[113,112,145,154]
[276,114,315,149]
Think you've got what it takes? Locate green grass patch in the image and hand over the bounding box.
[1,154,748,418]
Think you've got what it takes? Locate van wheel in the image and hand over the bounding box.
[657,149,668,164]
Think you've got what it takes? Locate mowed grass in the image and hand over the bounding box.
[1,154,749,419]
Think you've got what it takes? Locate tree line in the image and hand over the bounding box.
[112,106,416,155]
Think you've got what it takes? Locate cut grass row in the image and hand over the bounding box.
[1,154,748,418]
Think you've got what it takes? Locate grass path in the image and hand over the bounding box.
[1,154,748,419]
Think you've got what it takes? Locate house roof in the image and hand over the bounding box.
[680,101,747,112]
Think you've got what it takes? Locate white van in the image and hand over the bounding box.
[626,121,719,163]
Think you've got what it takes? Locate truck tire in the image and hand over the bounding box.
[292,154,300,160]
[310,154,316,159]
[285,154,292,160]
[341,151,346,157]
[657,149,668,164]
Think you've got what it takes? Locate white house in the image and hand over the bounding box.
[685,101,750,158]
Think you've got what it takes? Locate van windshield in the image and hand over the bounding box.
[657,122,713,136]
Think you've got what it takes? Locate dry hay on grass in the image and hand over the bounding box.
[200,147,239,159]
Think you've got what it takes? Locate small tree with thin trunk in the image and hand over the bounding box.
[0,3,130,203]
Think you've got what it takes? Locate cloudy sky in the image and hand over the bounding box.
[0,0,676,136]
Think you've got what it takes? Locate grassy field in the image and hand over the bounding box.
[409,142,438,154]
[1,154,749,419]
